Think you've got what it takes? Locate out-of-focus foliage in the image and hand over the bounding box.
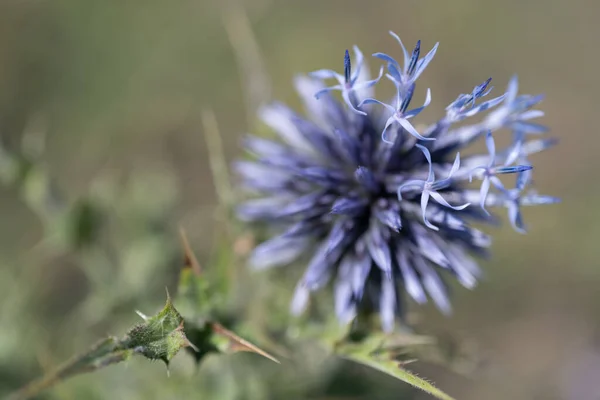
[0,0,598,399]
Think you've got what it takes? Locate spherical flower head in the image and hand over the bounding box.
[236,32,559,332]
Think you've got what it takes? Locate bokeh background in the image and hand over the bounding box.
[0,0,597,399]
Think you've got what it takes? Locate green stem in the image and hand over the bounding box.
[8,337,132,400]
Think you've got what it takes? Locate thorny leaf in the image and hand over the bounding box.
[336,332,456,400]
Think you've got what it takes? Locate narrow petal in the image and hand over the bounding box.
[397,179,426,200]
[237,196,291,221]
[414,256,451,314]
[250,236,311,270]
[309,69,343,81]
[462,95,505,118]
[374,206,402,232]
[351,45,364,83]
[430,191,471,210]
[420,190,439,230]
[355,166,380,192]
[277,190,328,218]
[508,201,526,234]
[341,89,367,116]
[314,85,343,99]
[479,176,491,215]
[521,138,558,157]
[448,151,461,177]
[331,196,368,215]
[366,223,392,275]
[403,88,432,118]
[511,121,548,134]
[294,76,348,130]
[259,104,314,153]
[397,116,433,141]
[415,144,434,182]
[380,276,397,332]
[413,224,451,268]
[520,194,561,206]
[351,240,372,298]
[358,97,396,113]
[506,75,519,103]
[373,52,401,70]
[485,131,496,163]
[516,169,532,191]
[381,116,396,144]
[388,31,410,70]
[519,109,545,120]
[397,248,427,304]
[468,166,487,182]
[352,66,384,90]
[290,284,310,315]
[413,42,439,81]
[334,128,360,164]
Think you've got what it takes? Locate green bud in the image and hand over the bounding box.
[125,292,196,365]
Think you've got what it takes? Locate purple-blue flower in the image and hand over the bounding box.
[236,32,559,332]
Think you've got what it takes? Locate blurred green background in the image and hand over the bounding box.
[0,0,597,399]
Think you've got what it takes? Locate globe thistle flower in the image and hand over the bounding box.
[236,31,559,332]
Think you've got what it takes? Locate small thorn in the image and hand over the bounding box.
[135,310,149,321]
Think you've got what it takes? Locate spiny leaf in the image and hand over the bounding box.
[334,332,454,400]
[342,352,456,400]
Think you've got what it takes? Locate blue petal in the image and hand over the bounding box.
[249,235,311,270]
[366,223,392,276]
[388,31,410,70]
[522,138,558,156]
[520,194,561,206]
[276,190,330,218]
[282,218,329,238]
[355,166,380,192]
[237,196,291,221]
[309,69,343,81]
[331,196,368,215]
[351,239,372,298]
[511,121,548,134]
[413,224,451,268]
[396,248,426,304]
[374,206,402,232]
[462,95,505,118]
[380,276,397,332]
[373,52,400,70]
[413,42,439,81]
[334,128,360,164]
[508,201,526,234]
[413,255,451,314]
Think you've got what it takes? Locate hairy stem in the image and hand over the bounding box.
[8,337,131,400]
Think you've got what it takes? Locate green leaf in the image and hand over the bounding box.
[342,351,456,400]
[334,332,455,400]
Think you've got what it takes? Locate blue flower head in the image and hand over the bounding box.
[236,31,559,332]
